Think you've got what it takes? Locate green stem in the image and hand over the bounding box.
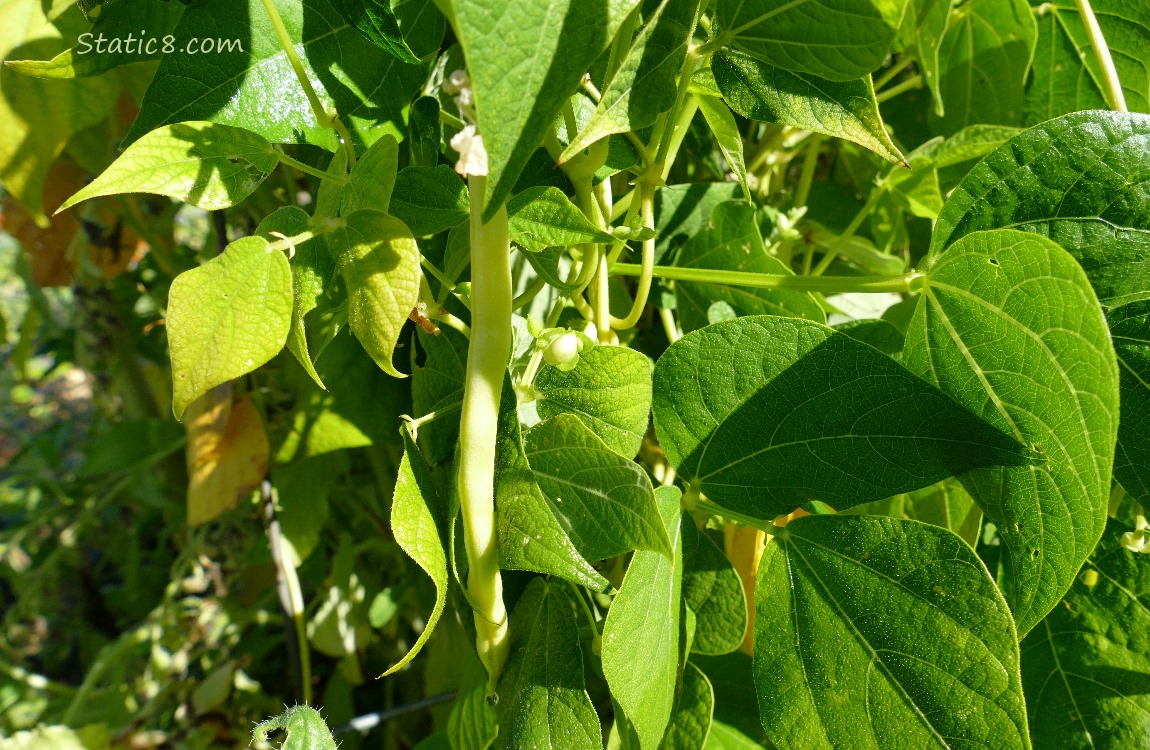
[259,0,357,167]
[810,186,886,276]
[611,184,655,330]
[274,147,349,184]
[1076,0,1128,111]
[872,54,917,92]
[611,262,923,294]
[458,174,511,694]
[793,134,823,208]
[874,74,923,104]
[694,499,780,536]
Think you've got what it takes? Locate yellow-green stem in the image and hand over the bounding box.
[458,174,510,693]
[1076,0,1127,111]
[611,262,923,294]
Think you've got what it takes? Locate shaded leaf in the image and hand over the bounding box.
[653,315,1033,519]
[714,0,909,81]
[524,414,671,561]
[754,515,1029,750]
[330,0,421,64]
[1110,301,1150,504]
[660,662,714,750]
[713,48,903,164]
[682,521,747,656]
[341,134,399,215]
[1020,519,1150,750]
[390,165,471,236]
[494,579,602,750]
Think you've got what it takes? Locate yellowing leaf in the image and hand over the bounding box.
[0,3,117,223]
[185,387,269,525]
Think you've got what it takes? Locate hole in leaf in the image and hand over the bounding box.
[988,258,999,266]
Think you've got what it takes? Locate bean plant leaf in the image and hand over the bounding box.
[328,209,422,378]
[341,135,399,215]
[654,182,743,262]
[253,705,337,750]
[494,579,602,750]
[524,414,671,562]
[494,379,609,591]
[1020,519,1150,750]
[674,201,825,333]
[4,0,184,79]
[1110,301,1150,503]
[412,327,468,465]
[390,165,471,236]
[1025,0,1150,123]
[681,521,747,655]
[904,229,1120,636]
[696,95,751,200]
[452,0,608,218]
[329,0,422,64]
[754,515,1030,750]
[905,478,982,549]
[661,662,714,750]
[408,96,443,168]
[58,121,278,213]
[653,315,1033,519]
[924,0,1037,135]
[383,431,450,675]
[123,0,425,150]
[602,485,683,750]
[713,49,904,165]
[534,344,653,458]
[506,186,615,252]
[256,207,330,390]
[714,0,909,81]
[168,236,293,420]
[558,0,701,161]
[933,111,1150,310]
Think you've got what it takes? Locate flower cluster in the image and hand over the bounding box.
[443,69,488,178]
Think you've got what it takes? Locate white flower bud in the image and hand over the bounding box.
[544,332,582,367]
[450,124,489,177]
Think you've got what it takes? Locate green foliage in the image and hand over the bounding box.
[3,0,1148,747]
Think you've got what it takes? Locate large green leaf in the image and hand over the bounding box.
[904,229,1120,635]
[534,344,653,458]
[256,207,330,389]
[933,111,1150,310]
[1025,0,1150,123]
[524,414,671,562]
[4,0,184,78]
[713,49,903,165]
[673,201,825,332]
[0,3,117,222]
[652,315,1034,519]
[59,121,279,212]
[168,236,292,419]
[602,486,683,750]
[328,210,421,378]
[754,515,1030,750]
[653,182,743,262]
[1111,301,1150,504]
[923,0,1037,134]
[123,0,424,150]
[506,186,614,252]
[714,0,908,81]
[559,0,701,161]
[494,579,602,750]
[494,379,608,591]
[681,521,747,655]
[452,0,608,217]
[1020,519,1150,750]
[384,431,450,675]
[390,165,471,236]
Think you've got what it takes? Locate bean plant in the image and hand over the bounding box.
[2,0,1149,748]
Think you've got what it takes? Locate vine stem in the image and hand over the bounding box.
[259,0,357,166]
[458,174,511,694]
[1075,0,1127,111]
[274,147,348,185]
[610,263,923,294]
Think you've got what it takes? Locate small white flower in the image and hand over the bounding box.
[450,124,488,177]
[1121,515,1150,554]
[444,69,469,95]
